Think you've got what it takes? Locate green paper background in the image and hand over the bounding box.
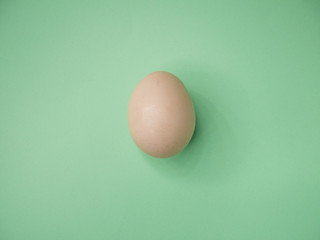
[1,0,320,239]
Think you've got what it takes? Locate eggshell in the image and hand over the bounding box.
[128,71,196,158]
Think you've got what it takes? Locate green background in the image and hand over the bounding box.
[1,0,320,239]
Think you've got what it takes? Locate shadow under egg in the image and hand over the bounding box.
[140,66,243,184]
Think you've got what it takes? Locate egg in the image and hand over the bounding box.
[128,71,196,158]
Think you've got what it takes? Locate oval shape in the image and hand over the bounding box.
[128,71,196,158]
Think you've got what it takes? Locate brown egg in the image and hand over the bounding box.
[128,71,196,158]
